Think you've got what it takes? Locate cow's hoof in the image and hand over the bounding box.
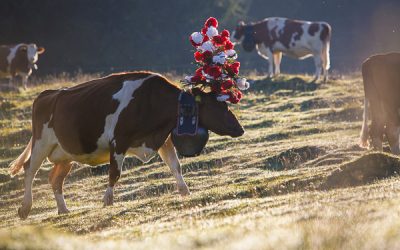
[103,187,114,206]
[18,207,30,220]
[103,198,113,207]
[359,141,369,148]
[58,208,70,215]
[178,185,190,196]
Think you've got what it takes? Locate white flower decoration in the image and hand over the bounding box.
[200,41,215,52]
[184,75,193,83]
[206,26,218,37]
[236,78,250,90]
[191,32,203,45]
[212,52,226,65]
[226,49,237,58]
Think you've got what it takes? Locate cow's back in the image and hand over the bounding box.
[260,17,330,57]
[363,53,400,107]
[50,72,154,155]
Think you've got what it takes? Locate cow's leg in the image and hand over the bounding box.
[360,98,370,148]
[386,117,400,155]
[103,144,125,206]
[9,76,14,87]
[312,53,323,82]
[273,52,282,76]
[22,75,29,89]
[266,50,274,78]
[49,162,72,214]
[18,140,54,219]
[256,44,274,78]
[369,103,385,151]
[158,136,190,196]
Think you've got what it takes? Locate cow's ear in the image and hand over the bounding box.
[37,47,45,54]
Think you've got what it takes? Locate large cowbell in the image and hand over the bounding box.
[171,91,209,157]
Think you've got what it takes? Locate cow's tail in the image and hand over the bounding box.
[322,41,330,71]
[9,137,32,177]
[321,23,331,71]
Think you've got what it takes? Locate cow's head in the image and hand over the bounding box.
[231,21,246,44]
[17,44,45,69]
[192,88,244,138]
[231,21,256,52]
[26,44,45,64]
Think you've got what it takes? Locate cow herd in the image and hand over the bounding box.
[3,17,399,220]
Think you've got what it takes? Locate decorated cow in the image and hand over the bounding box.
[10,17,248,220]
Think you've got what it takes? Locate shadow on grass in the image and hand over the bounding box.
[249,76,319,94]
[261,146,325,171]
[320,152,400,190]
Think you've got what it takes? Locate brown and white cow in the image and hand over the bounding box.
[0,43,45,88]
[9,71,244,219]
[232,17,331,82]
[360,52,400,155]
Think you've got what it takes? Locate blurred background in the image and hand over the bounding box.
[1,0,399,76]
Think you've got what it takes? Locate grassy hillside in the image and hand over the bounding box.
[1,73,400,250]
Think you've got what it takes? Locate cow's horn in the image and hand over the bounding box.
[217,95,230,102]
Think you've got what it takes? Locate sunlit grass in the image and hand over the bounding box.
[1,73,400,249]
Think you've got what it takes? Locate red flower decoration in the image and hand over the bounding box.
[221,80,234,90]
[225,41,234,50]
[206,66,222,79]
[185,17,247,104]
[190,75,204,83]
[194,51,203,62]
[201,27,208,35]
[213,35,228,46]
[221,30,230,37]
[202,51,212,60]
[195,67,203,76]
[228,90,242,104]
[205,17,218,28]
[226,62,240,75]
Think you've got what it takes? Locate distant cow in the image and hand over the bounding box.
[360,52,400,154]
[232,17,331,82]
[0,43,45,88]
[9,71,244,219]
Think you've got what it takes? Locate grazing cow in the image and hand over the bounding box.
[360,52,400,154]
[231,17,331,82]
[9,71,244,219]
[0,43,45,88]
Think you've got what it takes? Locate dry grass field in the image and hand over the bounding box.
[1,73,400,250]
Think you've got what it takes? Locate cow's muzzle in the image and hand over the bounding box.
[231,126,245,138]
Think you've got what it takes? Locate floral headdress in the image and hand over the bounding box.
[184,17,249,104]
